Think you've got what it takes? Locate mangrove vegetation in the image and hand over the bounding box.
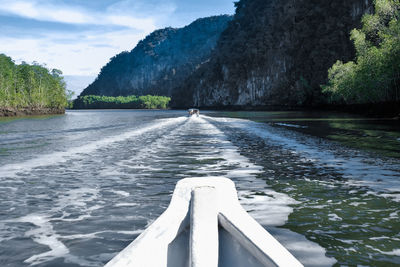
[0,54,68,113]
[72,95,171,109]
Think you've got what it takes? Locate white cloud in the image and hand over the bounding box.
[0,29,146,76]
[0,0,164,32]
[63,75,97,97]
[107,15,155,30]
[106,0,177,18]
[0,0,178,79]
[0,0,234,91]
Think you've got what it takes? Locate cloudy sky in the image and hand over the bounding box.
[0,0,235,94]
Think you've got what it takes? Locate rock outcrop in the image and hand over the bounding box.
[79,15,232,97]
[172,0,373,108]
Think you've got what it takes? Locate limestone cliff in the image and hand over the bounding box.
[79,15,232,97]
[172,0,373,108]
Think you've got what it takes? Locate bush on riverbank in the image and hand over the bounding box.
[72,95,171,109]
[0,54,68,110]
[323,0,400,104]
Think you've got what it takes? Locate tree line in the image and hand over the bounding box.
[323,0,400,105]
[72,95,171,109]
[0,54,68,110]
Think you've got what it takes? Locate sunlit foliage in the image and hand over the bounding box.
[323,0,400,104]
[73,95,171,109]
[0,54,67,109]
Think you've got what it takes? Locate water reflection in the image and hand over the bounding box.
[216,111,400,158]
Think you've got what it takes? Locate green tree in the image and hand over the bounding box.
[323,0,400,104]
[72,95,171,109]
[0,54,68,110]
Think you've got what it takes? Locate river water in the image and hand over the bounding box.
[0,110,399,266]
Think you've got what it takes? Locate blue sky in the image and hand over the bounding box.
[0,0,235,93]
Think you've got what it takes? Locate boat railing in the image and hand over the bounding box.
[105,177,303,267]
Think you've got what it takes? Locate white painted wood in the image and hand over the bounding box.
[105,177,303,267]
[190,187,218,267]
[218,204,303,267]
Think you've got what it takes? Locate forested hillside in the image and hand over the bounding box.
[172,0,374,108]
[79,15,232,98]
[0,54,67,116]
[74,0,399,113]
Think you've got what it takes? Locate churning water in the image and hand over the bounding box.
[0,110,399,266]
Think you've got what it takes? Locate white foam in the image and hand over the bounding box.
[194,117,295,226]
[115,203,138,207]
[371,236,400,241]
[191,117,334,265]
[56,188,99,208]
[194,117,299,227]
[0,117,186,179]
[380,249,400,256]
[3,187,104,265]
[58,214,93,222]
[115,230,143,235]
[369,236,390,241]
[110,190,130,197]
[60,229,143,241]
[379,193,400,202]
[51,188,102,224]
[15,214,69,266]
[60,232,99,240]
[99,168,128,178]
[348,202,366,207]
[0,186,17,191]
[194,117,263,179]
[239,190,299,226]
[328,213,343,221]
[366,246,400,256]
[268,228,337,266]
[108,117,191,174]
[337,239,358,245]
[206,116,400,201]
[312,205,328,209]
[276,123,308,128]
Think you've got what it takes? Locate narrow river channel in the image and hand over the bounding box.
[0,110,399,266]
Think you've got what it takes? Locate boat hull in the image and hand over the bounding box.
[105,178,303,267]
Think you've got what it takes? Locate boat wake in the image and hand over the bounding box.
[0,117,186,180]
[3,112,397,266]
[204,116,400,202]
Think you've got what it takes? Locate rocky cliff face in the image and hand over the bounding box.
[79,15,232,97]
[172,0,373,108]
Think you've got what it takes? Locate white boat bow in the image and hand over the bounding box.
[105,177,303,267]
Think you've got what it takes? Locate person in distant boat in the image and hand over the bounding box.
[188,108,200,117]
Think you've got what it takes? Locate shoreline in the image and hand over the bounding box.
[173,102,400,119]
[69,106,400,119]
[0,107,65,117]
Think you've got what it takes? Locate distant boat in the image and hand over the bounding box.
[105,177,303,267]
[188,108,200,117]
